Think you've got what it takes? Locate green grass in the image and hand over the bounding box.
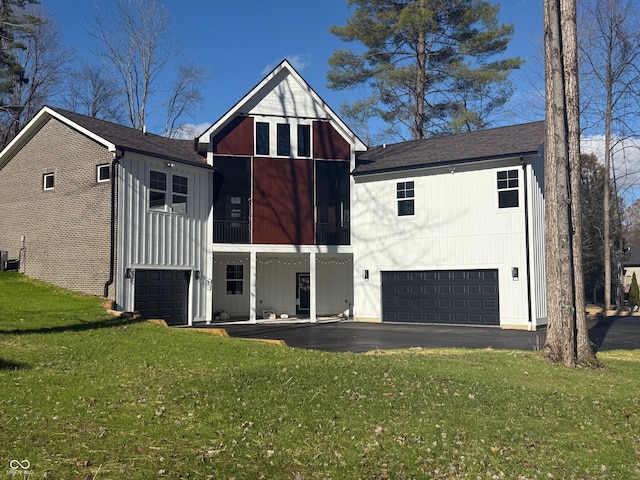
[1,272,639,479]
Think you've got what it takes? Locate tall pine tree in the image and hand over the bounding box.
[327,0,523,140]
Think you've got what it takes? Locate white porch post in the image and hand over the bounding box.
[249,251,257,324]
[310,251,317,323]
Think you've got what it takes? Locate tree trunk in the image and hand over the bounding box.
[561,0,597,365]
[544,0,577,367]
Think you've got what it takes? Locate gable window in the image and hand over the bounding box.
[43,173,55,191]
[297,124,311,157]
[150,170,167,210]
[256,122,269,155]
[226,264,243,295]
[97,164,110,183]
[497,169,519,208]
[397,181,415,216]
[277,123,290,156]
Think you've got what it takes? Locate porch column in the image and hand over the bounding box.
[310,251,317,323]
[249,251,257,324]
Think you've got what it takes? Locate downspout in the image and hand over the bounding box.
[103,148,125,299]
[521,155,534,330]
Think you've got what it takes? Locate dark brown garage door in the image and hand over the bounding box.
[134,269,189,326]
[382,269,499,325]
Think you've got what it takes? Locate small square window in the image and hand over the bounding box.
[43,173,55,190]
[97,164,110,183]
[226,264,243,295]
[256,122,269,155]
[397,181,415,216]
[277,123,290,156]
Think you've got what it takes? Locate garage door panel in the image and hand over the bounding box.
[382,269,499,326]
[135,269,189,326]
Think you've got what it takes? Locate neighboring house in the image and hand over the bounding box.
[0,60,548,330]
[351,122,547,330]
[622,245,640,295]
[0,106,214,325]
[196,60,367,322]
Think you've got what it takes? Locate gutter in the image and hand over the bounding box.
[103,148,125,299]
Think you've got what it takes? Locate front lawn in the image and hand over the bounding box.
[1,272,639,479]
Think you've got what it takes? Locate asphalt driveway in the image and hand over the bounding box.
[220,315,640,353]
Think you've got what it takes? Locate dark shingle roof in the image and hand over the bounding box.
[50,107,209,167]
[354,121,545,175]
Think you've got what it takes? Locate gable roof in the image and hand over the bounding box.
[0,106,209,170]
[197,59,366,153]
[354,121,545,176]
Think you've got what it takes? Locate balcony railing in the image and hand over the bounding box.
[214,220,350,245]
[316,222,350,245]
[214,220,250,244]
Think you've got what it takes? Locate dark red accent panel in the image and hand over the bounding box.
[213,116,254,155]
[253,157,314,245]
[313,121,350,160]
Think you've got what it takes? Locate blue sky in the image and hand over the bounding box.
[43,0,545,137]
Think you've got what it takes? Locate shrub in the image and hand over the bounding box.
[629,272,640,309]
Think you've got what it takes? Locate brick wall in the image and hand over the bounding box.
[0,117,113,296]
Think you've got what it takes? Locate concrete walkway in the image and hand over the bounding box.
[216,315,640,353]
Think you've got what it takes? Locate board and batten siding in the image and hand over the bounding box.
[527,151,547,326]
[116,153,213,323]
[352,158,538,328]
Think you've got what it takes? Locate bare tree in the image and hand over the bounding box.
[61,64,125,123]
[0,7,70,147]
[91,0,207,134]
[579,0,640,310]
[543,0,597,366]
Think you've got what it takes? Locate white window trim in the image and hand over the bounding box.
[148,169,189,214]
[254,117,313,158]
[496,169,520,209]
[97,164,110,183]
[43,173,55,191]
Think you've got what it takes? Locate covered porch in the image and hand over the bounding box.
[210,249,353,323]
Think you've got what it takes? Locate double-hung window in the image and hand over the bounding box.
[150,170,167,210]
[149,170,188,213]
[226,264,243,295]
[497,170,519,208]
[397,181,415,216]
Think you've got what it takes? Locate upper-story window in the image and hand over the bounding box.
[255,118,312,158]
[256,122,269,155]
[298,124,310,157]
[277,123,290,156]
[397,181,415,216]
[43,173,55,191]
[97,164,110,183]
[149,170,188,213]
[497,169,519,208]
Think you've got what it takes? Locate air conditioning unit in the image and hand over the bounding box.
[0,251,7,272]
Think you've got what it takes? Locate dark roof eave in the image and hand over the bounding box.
[117,145,214,170]
[352,150,541,177]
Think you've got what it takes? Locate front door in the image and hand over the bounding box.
[296,273,310,315]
